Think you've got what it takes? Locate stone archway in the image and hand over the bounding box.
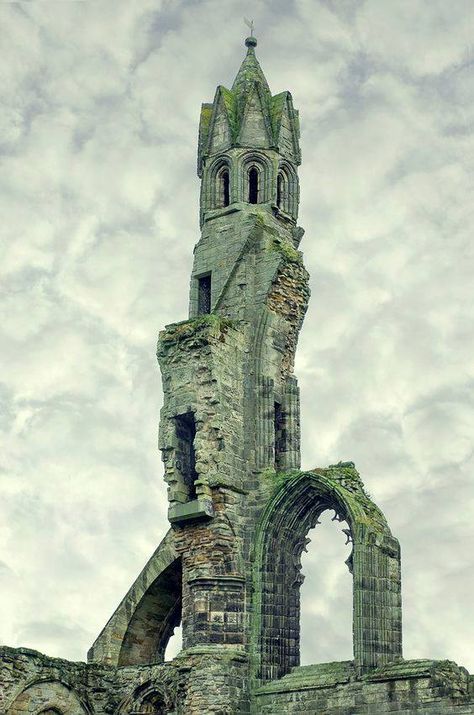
[8,680,89,715]
[88,529,180,666]
[118,557,182,666]
[252,465,402,682]
[116,680,177,715]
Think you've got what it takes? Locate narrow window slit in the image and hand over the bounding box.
[248,167,259,204]
[277,173,283,208]
[221,169,230,207]
[197,274,211,315]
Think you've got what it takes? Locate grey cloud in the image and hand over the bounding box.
[0,0,472,674]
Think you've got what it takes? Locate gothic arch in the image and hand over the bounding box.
[252,467,402,682]
[203,155,232,211]
[277,161,299,220]
[88,530,180,666]
[238,153,273,204]
[7,680,90,715]
[118,557,182,666]
[116,680,176,715]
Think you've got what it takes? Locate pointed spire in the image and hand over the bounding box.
[231,36,272,108]
[197,35,301,174]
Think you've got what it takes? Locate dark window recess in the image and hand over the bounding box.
[277,173,283,208]
[274,402,285,470]
[139,692,167,714]
[221,170,230,207]
[197,274,211,315]
[174,413,198,500]
[248,167,259,204]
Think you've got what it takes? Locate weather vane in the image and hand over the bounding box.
[244,17,255,37]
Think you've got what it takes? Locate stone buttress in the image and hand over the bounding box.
[1,36,473,715]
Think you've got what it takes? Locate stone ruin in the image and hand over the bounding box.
[1,35,473,715]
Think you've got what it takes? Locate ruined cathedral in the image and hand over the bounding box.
[1,36,473,715]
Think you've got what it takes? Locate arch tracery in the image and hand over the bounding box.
[277,161,298,219]
[116,680,177,715]
[203,155,232,211]
[253,465,402,682]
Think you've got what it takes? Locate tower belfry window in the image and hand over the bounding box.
[248,167,259,204]
[277,173,283,208]
[221,169,230,207]
[197,274,211,315]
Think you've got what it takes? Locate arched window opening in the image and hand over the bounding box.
[277,172,283,208]
[299,510,353,665]
[138,692,167,714]
[220,169,230,207]
[164,622,182,661]
[118,558,182,666]
[248,167,259,204]
[197,273,211,315]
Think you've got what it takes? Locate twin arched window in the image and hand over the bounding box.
[215,163,262,207]
[211,158,295,211]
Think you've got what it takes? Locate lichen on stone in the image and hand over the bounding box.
[268,235,301,263]
[158,313,236,348]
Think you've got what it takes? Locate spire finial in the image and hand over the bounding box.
[244,17,257,48]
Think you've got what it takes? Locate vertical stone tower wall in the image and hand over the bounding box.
[154,36,312,708]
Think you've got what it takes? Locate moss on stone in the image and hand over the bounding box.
[160,313,235,345]
[261,467,303,495]
[268,235,301,263]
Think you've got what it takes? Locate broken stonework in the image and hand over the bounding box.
[1,34,472,715]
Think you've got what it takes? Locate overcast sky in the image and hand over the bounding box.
[1,0,473,673]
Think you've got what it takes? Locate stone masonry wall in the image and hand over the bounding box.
[254,660,474,714]
[0,646,179,714]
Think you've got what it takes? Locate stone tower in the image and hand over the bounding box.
[1,36,473,715]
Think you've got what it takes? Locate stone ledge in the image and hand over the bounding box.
[255,661,355,694]
[168,499,214,524]
[188,574,246,585]
[174,645,248,664]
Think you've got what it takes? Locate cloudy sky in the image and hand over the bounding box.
[1,0,473,672]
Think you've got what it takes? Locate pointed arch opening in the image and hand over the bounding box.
[277,162,298,219]
[300,510,353,665]
[221,168,230,207]
[248,166,259,203]
[205,157,232,211]
[239,152,273,205]
[118,557,182,666]
[253,469,402,682]
[276,172,283,209]
[137,691,167,714]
